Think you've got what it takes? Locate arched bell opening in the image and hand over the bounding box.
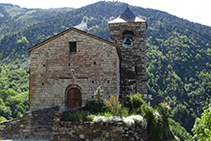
[123,30,134,37]
[122,30,134,49]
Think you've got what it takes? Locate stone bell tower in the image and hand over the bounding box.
[108,7,147,98]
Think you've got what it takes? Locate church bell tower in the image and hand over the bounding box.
[108,7,147,98]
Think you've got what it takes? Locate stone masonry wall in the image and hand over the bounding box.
[0,112,31,139]
[29,29,120,111]
[109,22,147,98]
[52,111,148,141]
[0,106,148,140]
[0,106,59,139]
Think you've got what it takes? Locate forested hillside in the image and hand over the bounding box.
[0,3,74,121]
[0,1,211,140]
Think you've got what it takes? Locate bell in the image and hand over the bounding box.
[125,37,131,45]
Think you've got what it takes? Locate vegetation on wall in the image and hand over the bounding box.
[63,88,176,141]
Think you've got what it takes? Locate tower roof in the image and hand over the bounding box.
[120,7,136,22]
[109,7,145,24]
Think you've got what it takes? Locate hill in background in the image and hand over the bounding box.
[0,1,211,140]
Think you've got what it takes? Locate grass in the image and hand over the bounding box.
[61,110,95,122]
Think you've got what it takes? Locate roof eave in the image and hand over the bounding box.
[28,27,119,52]
[27,27,121,60]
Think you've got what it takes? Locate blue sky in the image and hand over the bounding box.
[1,0,211,27]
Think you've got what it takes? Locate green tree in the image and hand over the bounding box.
[17,36,29,44]
[192,104,211,141]
[0,116,6,122]
[169,118,193,141]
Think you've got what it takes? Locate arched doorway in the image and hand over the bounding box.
[67,88,82,109]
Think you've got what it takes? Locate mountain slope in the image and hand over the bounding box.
[0,3,74,40]
[0,1,211,136]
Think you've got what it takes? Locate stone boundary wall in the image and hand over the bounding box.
[0,106,59,140]
[52,111,148,141]
[1,106,148,140]
[0,112,31,139]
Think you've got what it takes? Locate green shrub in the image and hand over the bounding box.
[104,94,122,116]
[141,103,175,141]
[96,107,129,118]
[156,102,170,116]
[61,110,94,122]
[124,93,144,114]
[121,107,130,117]
[85,99,106,113]
[97,111,113,117]
[85,86,106,113]
[95,86,104,104]
[0,116,7,122]
[141,103,163,141]
[86,114,95,121]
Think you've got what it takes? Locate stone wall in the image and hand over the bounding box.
[109,21,147,98]
[52,111,148,141]
[0,112,31,139]
[1,106,148,140]
[0,106,59,140]
[29,28,120,111]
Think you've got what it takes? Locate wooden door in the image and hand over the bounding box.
[67,88,82,109]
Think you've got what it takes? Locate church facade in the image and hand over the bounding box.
[28,8,147,111]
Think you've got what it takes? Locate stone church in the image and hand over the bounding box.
[28,7,147,111]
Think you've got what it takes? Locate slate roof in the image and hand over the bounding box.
[109,7,145,23]
[120,7,136,22]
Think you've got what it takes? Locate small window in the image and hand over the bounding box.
[69,42,77,54]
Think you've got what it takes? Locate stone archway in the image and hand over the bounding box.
[66,88,82,109]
